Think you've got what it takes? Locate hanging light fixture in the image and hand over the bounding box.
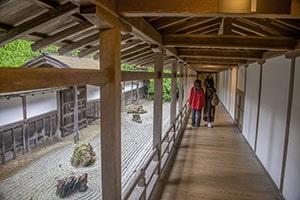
[218,0,252,13]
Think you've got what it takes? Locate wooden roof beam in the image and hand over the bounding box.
[0,2,78,47]
[117,0,299,18]
[178,49,263,60]
[185,57,249,65]
[32,21,94,51]
[0,68,109,93]
[58,33,99,55]
[163,34,295,51]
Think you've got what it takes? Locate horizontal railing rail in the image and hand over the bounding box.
[122,100,190,200]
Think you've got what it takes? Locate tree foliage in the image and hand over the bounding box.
[0,40,41,67]
[147,67,179,102]
[0,39,95,67]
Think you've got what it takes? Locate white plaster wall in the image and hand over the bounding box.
[237,66,245,91]
[218,71,225,102]
[229,68,237,119]
[242,63,260,149]
[87,85,100,101]
[225,70,231,111]
[27,93,57,118]
[0,98,23,125]
[283,57,300,200]
[256,56,291,187]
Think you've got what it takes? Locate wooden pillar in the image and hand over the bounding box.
[153,52,163,175]
[100,28,122,200]
[21,96,27,153]
[73,86,79,143]
[178,62,184,111]
[170,58,177,125]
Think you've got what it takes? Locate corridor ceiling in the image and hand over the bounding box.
[0,0,299,72]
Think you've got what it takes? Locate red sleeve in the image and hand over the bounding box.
[189,87,194,106]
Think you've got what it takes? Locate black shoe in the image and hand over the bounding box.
[192,124,195,127]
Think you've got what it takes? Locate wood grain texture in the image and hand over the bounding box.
[163,34,295,51]
[154,106,283,200]
[0,68,109,93]
[100,28,122,200]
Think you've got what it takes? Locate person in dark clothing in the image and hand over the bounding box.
[203,78,216,128]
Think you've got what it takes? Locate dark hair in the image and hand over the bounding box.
[206,78,214,87]
[194,79,201,85]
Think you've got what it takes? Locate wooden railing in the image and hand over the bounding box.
[122,101,190,200]
[0,110,59,164]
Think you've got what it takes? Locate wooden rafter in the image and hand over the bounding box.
[163,34,295,50]
[121,39,143,51]
[162,17,218,34]
[0,2,78,47]
[233,19,278,36]
[178,48,263,60]
[232,25,259,36]
[0,68,109,93]
[78,45,99,57]
[125,52,154,64]
[31,21,94,51]
[176,18,221,34]
[186,24,220,35]
[121,43,149,57]
[58,33,99,55]
[122,48,152,61]
[151,17,191,30]
[242,18,298,36]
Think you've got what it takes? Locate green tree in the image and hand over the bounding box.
[0,40,41,67]
[147,67,179,102]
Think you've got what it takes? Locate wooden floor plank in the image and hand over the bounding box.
[153,106,282,200]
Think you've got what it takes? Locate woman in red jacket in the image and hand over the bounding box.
[189,80,206,127]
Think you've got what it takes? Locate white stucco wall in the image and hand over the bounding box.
[229,68,237,119]
[0,97,23,126]
[237,66,245,91]
[256,56,291,187]
[87,85,100,101]
[242,63,260,149]
[27,93,57,118]
[283,57,300,200]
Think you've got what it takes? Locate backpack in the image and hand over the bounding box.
[211,93,219,106]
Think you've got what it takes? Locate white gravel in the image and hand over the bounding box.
[0,101,171,200]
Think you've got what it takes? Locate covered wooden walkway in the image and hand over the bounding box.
[154,106,282,200]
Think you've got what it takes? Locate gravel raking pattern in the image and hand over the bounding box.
[0,101,171,200]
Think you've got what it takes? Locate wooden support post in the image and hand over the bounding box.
[178,62,184,112]
[170,58,177,125]
[153,52,163,175]
[21,96,27,153]
[73,86,79,143]
[100,28,122,200]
